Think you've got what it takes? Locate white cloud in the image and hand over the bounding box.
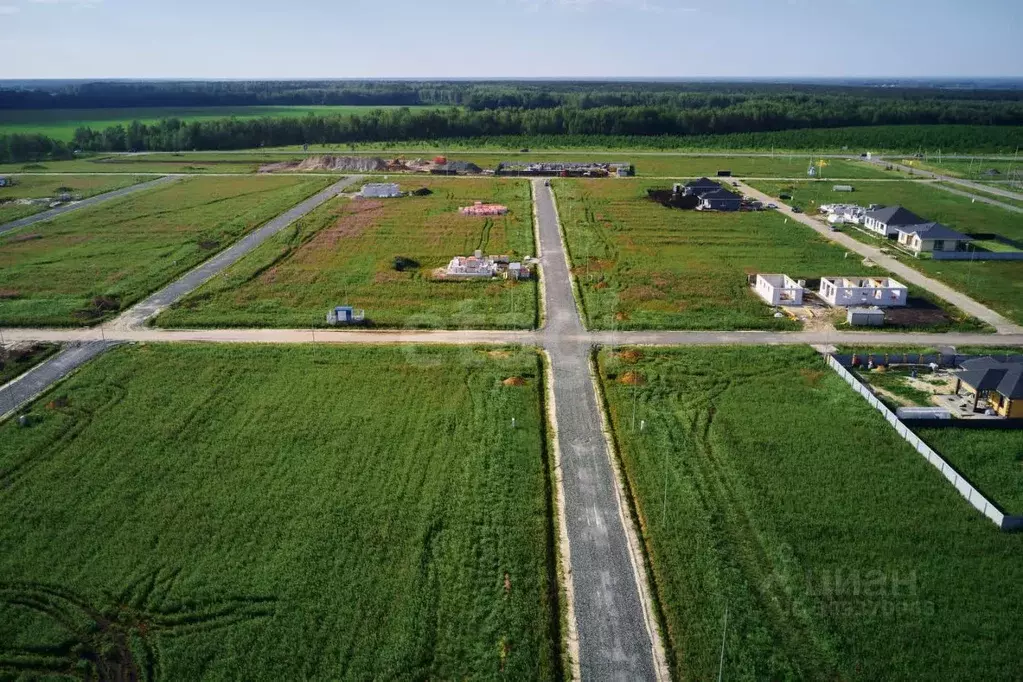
[0,4,19,13]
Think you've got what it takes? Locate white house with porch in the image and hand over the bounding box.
[894,222,972,255]
[818,276,908,307]
[753,274,805,306]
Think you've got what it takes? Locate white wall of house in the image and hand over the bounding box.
[754,274,804,306]
[897,232,966,254]
[863,216,895,236]
[818,277,908,307]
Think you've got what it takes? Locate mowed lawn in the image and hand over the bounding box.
[554,179,976,331]
[158,179,538,329]
[752,179,1023,325]
[597,345,1023,680]
[0,343,560,680]
[0,175,334,326]
[0,174,150,223]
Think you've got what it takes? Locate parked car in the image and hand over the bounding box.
[766,202,778,209]
[791,206,803,213]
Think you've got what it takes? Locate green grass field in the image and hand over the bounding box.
[918,427,1023,516]
[0,343,59,387]
[936,182,1023,209]
[553,179,979,331]
[0,106,449,140]
[0,175,333,327]
[0,343,560,679]
[597,345,1023,680]
[157,178,538,329]
[0,174,150,223]
[751,179,1023,325]
[897,157,1022,181]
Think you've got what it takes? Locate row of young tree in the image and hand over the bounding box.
[4,79,1023,112]
[2,121,1021,165]
[54,103,1022,152]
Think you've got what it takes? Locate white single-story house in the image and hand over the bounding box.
[818,276,908,307]
[862,205,926,237]
[360,182,402,199]
[894,222,972,255]
[753,274,805,306]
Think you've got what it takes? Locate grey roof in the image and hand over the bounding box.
[700,188,742,202]
[958,357,1023,399]
[864,205,926,226]
[896,222,971,241]
[686,177,721,190]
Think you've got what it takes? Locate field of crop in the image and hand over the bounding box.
[596,345,1023,680]
[0,175,333,326]
[751,179,1023,325]
[918,427,1023,515]
[0,105,449,140]
[157,179,537,329]
[553,179,977,331]
[0,342,59,386]
[0,174,150,223]
[0,343,560,679]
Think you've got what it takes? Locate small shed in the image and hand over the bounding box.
[847,307,885,327]
[326,306,366,325]
[833,185,854,192]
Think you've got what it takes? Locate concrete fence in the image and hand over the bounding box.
[827,356,1023,532]
[931,251,1023,261]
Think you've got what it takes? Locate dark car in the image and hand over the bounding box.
[791,206,803,213]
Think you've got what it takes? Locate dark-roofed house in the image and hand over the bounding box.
[895,222,972,255]
[698,188,742,212]
[431,161,483,175]
[683,177,722,197]
[863,205,927,237]
[954,357,1023,418]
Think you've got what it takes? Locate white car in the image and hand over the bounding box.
[766,202,778,209]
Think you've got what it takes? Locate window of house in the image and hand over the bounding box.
[933,240,944,251]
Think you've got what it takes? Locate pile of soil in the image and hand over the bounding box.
[502,377,527,386]
[619,371,645,386]
[617,349,642,364]
[259,156,389,173]
[647,189,699,210]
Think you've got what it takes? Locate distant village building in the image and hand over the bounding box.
[818,277,908,307]
[360,183,402,199]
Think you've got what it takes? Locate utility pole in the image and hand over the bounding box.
[717,607,730,682]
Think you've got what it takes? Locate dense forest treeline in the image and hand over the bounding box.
[3,125,1021,165]
[3,80,1023,111]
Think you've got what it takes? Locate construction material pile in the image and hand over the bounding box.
[259,156,389,173]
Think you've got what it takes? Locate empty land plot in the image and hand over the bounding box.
[596,345,1023,681]
[0,157,264,175]
[0,174,150,223]
[918,427,1023,516]
[895,158,1021,180]
[157,178,537,329]
[752,179,1023,324]
[0,343,560,680]
[553,179,975,331]
[936,182,1023,210]
[0,175,334,326]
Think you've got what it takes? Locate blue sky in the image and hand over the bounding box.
[0,0,1020,79]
